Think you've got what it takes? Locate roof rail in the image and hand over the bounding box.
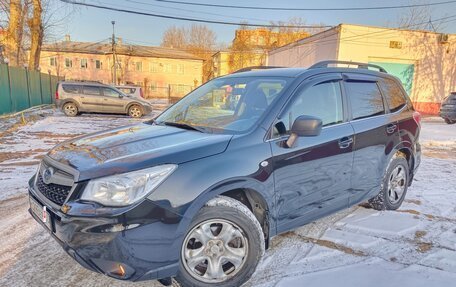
[309,61,387,73]
[233,66,284,73]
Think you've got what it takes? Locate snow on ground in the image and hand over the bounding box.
[0,112,455,286]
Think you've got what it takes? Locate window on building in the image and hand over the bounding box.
[164,63,172,73]
[345,81,385,120]
[65,58,72,68]
[275,81,343,136]
[380,79,407,113]
[135,61,142,72]
[80,58,88,69]
[50,57,57,67]
[177,64,184,74]
[95,60,102,69]
[150,62,160,73]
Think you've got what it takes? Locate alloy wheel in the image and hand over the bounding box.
[181,219,249,284]
[387,164,407,204]
[64,103,77,116]
[129,105,142,118]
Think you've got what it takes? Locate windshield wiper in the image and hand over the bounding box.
[159,121,208,133]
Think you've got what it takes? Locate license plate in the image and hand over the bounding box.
[29,196,52,231]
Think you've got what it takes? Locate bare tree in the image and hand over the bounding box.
[161,24,217,81]
[161,25,187,49]
[397,1,444,31]
[28,0,43,69]
[4,0,23,66]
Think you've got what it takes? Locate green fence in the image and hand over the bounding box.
[0,63,62,115]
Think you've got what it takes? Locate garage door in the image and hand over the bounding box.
[369,62,414,96]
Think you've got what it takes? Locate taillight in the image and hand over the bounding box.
[55,90,59,100]
[140,88,144,98]
[413,111,421,125]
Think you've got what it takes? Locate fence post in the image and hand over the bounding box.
[38,69,43,105]
[25,66,31,108]
[6,62,13,113]
[168,84,171,104]
[48,70,52,104]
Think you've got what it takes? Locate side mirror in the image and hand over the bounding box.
[286,115,322,148]
[119,94,124,98]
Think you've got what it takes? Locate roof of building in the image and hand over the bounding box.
[42,41,204,61]
[269,23,455,54]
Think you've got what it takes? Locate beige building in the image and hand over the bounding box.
[39,37,204,98]
[268,24,456,115]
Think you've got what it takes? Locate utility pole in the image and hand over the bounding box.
[111,21,117,85]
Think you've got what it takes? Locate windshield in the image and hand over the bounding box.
[155,77,290,133]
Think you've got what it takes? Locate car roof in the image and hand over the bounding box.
[225,68,308,78]
[222,66,392,80]
[60,81,106,87]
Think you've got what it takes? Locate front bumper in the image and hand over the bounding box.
[28,180,183,282]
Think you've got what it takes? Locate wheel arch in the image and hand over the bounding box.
[176,178,273,251]
[125,101,144,113]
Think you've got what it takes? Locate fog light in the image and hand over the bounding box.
[116,264,126,277]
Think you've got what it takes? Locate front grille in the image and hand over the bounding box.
[36,174,72,206]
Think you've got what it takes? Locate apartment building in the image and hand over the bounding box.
[39,36,204,98]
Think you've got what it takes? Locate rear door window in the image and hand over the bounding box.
[62,84,81,94]
[82,86,101,96]
[102,87,123,98]
[380,79,407,113]
[345,81,385,120]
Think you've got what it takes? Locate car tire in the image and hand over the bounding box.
[368,153,410,211]
[128,104,143,118]
[62,102,78,117]
[175,196,264,287]
[444,118,456,124]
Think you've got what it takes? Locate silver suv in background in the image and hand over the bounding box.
[55,81,153,118]
[116,85,144,99]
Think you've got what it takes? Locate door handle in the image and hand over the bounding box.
[338,137,353,149]
[386,124,397,134]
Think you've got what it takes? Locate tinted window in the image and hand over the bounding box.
[82,86,101,96]
[346,82,385,120]
[275,81,343,136]
[380,79,407,113]
[102,87,122,98]
[62,84,80,94]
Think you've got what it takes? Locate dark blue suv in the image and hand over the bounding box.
[29,61,421,287]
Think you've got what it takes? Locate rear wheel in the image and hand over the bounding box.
[176,196,264,287]
[368,154,410,210]
[444,118,456,124]
[128,104,143,118]
[62,102,78,117]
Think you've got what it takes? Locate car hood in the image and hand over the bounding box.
[48,123,232,181]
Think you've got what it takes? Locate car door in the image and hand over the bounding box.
[81,85,103,112]
[343,73,400,205]
[270,74,354,233]
[100,87,128,114]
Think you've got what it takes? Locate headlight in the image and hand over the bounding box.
[81,164,177,206]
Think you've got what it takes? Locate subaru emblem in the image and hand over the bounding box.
[42,167,54,184]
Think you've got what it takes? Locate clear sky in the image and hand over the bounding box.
[59,0,456,46]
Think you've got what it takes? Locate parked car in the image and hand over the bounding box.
[29,61,421,287]
[115,84,144,99]
[56,81,153,118]
[439,92,456,124]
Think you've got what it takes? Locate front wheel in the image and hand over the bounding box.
[444,118,456,124]
[368,154,410,210]
[176,196,264,287]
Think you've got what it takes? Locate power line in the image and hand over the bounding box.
[59,0,333,28]
[154,0,456,11]
[125,0,274,23]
